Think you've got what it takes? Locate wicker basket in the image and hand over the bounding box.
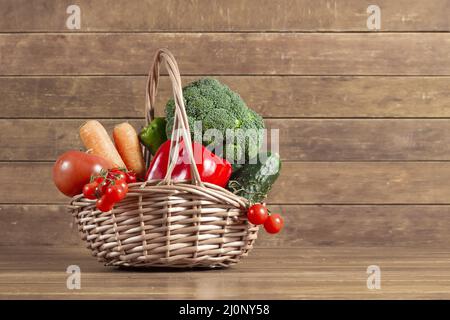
[69,49,259,268]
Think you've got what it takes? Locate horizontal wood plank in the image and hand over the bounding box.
[267,204,450,247]
[276,119,450,161]
[4,119,450,161]
[271,162,450,204]
[3,204,450,248]
[0,205,81,246]
[2,76,450,119]
[1,33,449,75]
[3,162,450,204]
[2,246,450,299]
[1,0,449,32]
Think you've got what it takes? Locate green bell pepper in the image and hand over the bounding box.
[139,117,168,155]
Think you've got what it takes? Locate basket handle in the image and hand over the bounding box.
[145,49,203,186]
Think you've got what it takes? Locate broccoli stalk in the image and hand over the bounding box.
[165,78,265,168]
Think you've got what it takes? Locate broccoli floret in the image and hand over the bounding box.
[165,78,265,166]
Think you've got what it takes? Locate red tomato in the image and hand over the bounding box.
[125,171,137,183]
[247,204,269,225]
[94,176,105,184]
[104,185,126,203]
[97,179,110,195]
[52,151,113,197]
[117,179,129,194]
[263,214,284,234]
[108,168,126,180]
[96,195,115,212]
[82,182,99,200]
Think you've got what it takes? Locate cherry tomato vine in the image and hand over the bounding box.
[82,168,137,212]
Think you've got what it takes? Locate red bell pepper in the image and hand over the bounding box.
[145,139,232,188]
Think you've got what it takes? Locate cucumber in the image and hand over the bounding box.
[227,152,281,204]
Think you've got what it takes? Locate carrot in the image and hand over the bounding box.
[113,122,146,179]
[79,120,126,168]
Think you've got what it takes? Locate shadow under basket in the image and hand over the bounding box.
[69,181,259,268]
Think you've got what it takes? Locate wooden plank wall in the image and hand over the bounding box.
[1,0,449,248]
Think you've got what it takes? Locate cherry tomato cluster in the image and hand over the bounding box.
[247,204,284,234]
[82,168,137,212]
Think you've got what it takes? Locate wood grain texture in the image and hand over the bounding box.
[1,0,449,32]
[2,76,450,119]
[3,204,450,248]
[1,33,449,75]
[1,0,450,278]
[0,205,81,246]
[4,162,450,204]
[2,246,450,299]
[271,162,450,204]
[5,119,450,161]
[276,119,450,161]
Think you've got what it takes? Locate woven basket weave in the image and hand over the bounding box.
[69,49,259,268]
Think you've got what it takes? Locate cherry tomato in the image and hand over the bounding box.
[94,176,105,184]
[96,195,115,212]
[116,178,129,193]
[247,204,269,225]
[95,179,110,196]
[104,185,126,203]
[82,182,99,200]
[125,171,137,183]
[52,151,113,197]
[109,169,126,181]
[263,214,284,234]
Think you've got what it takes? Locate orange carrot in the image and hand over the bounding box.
[113,122,146,179]
[79,120,126,168]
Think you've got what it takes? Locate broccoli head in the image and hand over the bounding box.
[165,78,265,165]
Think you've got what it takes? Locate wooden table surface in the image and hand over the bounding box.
[1,245,450,299]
